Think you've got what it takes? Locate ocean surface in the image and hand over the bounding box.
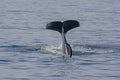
[0,0,120,80]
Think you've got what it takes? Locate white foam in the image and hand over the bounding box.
[44,45,65,56]
[72,45,115,54]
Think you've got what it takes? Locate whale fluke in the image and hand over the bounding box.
[46,20,79,34]
[46,20,80,58]
[46,21,62,33]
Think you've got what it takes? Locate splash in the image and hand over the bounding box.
[72,44,118,54]
[44,44,119,57]
[44,44,65,56]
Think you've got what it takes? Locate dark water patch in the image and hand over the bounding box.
[79,62,101,65]
[0,59,14,64]
[0,45,42,53]
[106,76,120,78]
[0,59,11,62]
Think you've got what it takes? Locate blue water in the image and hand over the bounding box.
[0,0,120,80]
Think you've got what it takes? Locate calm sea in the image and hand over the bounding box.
[0,0,120,80]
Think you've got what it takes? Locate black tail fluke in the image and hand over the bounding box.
[46,20,80,34]
[63,20,80,33]
[46,21,62,33]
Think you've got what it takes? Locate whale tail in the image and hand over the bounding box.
[46,20,80,34]
[46,20,80,58]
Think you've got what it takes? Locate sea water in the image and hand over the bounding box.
[0,0,120,80]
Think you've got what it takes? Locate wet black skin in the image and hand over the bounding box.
[61,28,72,57]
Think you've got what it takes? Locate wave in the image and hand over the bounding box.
[0,44,119,56]
[72,44,119,53]
[44,44,120,56]
[0,45,44,53]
